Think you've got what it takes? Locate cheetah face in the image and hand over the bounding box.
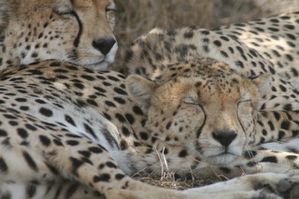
[127,61,268,166]
[3,0,118,69]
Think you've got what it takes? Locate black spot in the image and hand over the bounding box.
[81,75,95,81]
[220,50,228,57]
[39,135,51,147]
[115,173,125,180]
[62,183,78,198]
[1,192,11,199]
[281,120,290,130]
[39,107,53,117]
[220,36,229,41]
[0,157,8,172]
[121,126,131,137]
[31,52,38,58]
[17,128,28,139]
[15,98,27,102]
[132,106,143,115]
[93,174,110,182]
[139,132,149,140]
[105,100,116,107]
[84,123,97,140]
[261,156,278,163]
[70,157,83,176]
[235,60,244,68]
[115,113,126,123]
[66,140,79,146]
[0,129,7,137]
[114,87,127,95]
[267,121,275,131]
[178,149,188,157]
[284,24,295,29]
[108,76,120,82]
[213,40,222,47]
[286,155,297,160]
[183,30,193,39]
[273,112,281,121]
[20,106,29,111]
[26,184,36,198]
[125,113,135,124]
[113,97,126,104]
[65,114,76,126]
[166,122,172,129]
[88,147,103,154]
[106,161,117,168]
[278,131,285,140]
[35,99,46,104]
[46,163,59,175]
[74,83,84,89]
[283,104,292,111]
[23,151,38,171]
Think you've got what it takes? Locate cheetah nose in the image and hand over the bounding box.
[92,37,116,55]
[212,130,237,147]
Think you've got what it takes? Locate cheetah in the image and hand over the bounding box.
[123,11,299,148]
[0,0,118,70]
[124,12,299,89]
[0,59,298,198]
[0,5,298,199]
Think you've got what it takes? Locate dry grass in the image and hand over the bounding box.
[112,0,299,70]
[114,0,299,47]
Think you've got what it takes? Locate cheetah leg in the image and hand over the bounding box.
[209,147,299,177]
[261,137,299,153]
[1,109,296,199]
[21,127,299,198]
[184,172,299,199]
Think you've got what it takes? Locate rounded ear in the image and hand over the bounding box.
[52,0,74,14]
[125,74,157,109]
[251,73,272,94]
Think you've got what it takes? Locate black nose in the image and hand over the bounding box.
[212,130,237,147]
[92,38,116,55]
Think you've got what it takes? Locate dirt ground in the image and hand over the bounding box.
[111,0,299,189]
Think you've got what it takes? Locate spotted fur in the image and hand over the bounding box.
[0,59,297,198]
[0,10,299,199]
[0,0,118,70]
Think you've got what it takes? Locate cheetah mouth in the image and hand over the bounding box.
[205,153,239,165]
[83,60,110,70]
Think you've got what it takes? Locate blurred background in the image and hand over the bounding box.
[112,0,299,68]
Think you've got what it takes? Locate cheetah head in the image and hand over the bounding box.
[126,59,269,166]
[1,0,118,70]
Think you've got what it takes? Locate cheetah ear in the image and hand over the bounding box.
[250,73,272,94]
[53,0,74,15]
[125,74,157,109]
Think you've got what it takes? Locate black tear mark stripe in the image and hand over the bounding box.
[196,104,206,138]
[70,11,83,48]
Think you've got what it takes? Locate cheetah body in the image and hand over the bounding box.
[0,4,298,199]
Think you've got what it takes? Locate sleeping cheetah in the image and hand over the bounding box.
[0,3,298,199]
[123,11,299,146]
[124,12,299,89]
[0,0,118,70]
[0,59,297,198]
